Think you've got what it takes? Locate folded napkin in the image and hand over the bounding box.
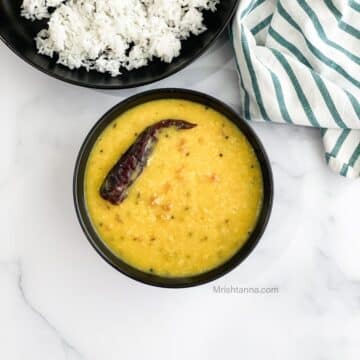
[231,0,360,178]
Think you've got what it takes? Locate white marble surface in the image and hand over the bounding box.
[1,35,360,360]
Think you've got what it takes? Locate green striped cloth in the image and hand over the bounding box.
[231,0,360,178]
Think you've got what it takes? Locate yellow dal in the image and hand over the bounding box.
[85,99,263,277]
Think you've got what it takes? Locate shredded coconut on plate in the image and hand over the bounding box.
[21,0,220,76]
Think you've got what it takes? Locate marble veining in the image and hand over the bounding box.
[16,261,85,359]
[1,34,360,360]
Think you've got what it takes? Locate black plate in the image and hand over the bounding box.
[0,0,239,89]
[73,89,274,288]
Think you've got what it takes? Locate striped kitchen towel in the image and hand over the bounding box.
[231,0,360,178]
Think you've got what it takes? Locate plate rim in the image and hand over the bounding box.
[0,0,240,89]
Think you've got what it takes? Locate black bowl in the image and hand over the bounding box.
[73,89,273,287]
[0,0,239,89]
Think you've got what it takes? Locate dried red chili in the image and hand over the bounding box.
[100,119,197,205]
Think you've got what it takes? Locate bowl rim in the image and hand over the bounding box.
[73,88,274,288]
[0,0,240,89]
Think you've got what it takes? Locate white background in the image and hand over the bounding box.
[1,35,360,360]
